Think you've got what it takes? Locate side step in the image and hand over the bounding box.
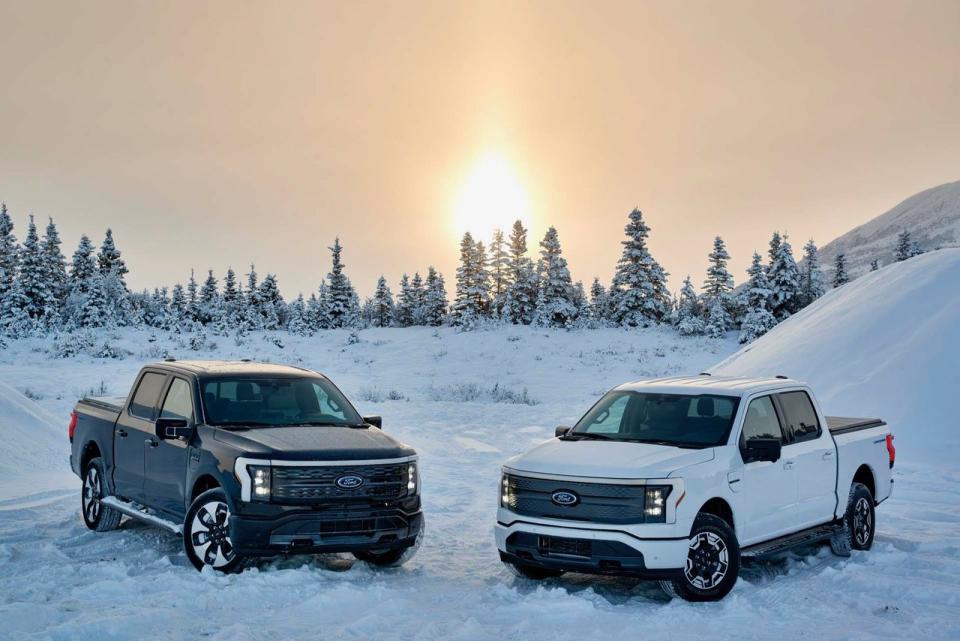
[741,524,839,558]
[101,496,183,535]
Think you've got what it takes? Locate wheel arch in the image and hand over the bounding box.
[696,497,735,532]
[80,440,102,473]
[190,474,222,502]
[852,464,876,502]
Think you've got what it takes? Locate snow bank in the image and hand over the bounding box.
[712,249,960,463]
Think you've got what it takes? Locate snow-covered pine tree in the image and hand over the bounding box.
[395,273,416,327]
[701,235,734,330]
[199,270,222,324]
[314,281,332,329]
[97,228,128,289]
[704,297,732,338]
[325,238,360,328]
[223,267,240,323]
[489,228,509,316]
[572,280,590,323]
[186,269,200,322]
[452,232,490,327]
[501,220,538,325]
[589,277,608,324]
[532,226,578,328]
[410,271,426,325]
[870,259,880,272]
[799,239,826,307]
[894,230,923,262]
[102,266,130,326]
[738,252,777,344]
[766,231,801,319]
[609,208,671,326]
[170,283,188,326]
[287,294,310,335]
[258,274,284,330]
[69,235,97,293]
[18,215,52,319]
[0,271,32,337]
[0,203,17,304]
[833,253,850,287]
[305,292,322,332]
[370,276,396,328]
[41,218,68,313]
[674,276,704,336]
[423,266,448,326]
[245,265,263,330]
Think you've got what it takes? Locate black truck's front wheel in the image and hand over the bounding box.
[81,457,121,532]
[184,488,245,572]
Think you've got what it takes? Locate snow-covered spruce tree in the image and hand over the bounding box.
[102,265,131,326]
[533,226,578,328]
[186,269,200,322]
[870,259,880,272]
[738,252,777,344]
[243,265,263,330]
[589,277,608,324]
[325,238,360,328]
[410,271,426,325]
[701,235,734,330]
[423,266,448,326]
[800,239,826,308]
[674,276,704,336]
[0,203,18,304]
[287,294,310,335]
[370,276,396,328]
[313,281,332,329]
[572,281,590,324]
[97,228,128,289]
[198,269,222,325]
[488,228,510,316]
[258,274,284,330]
[395,273,416,327]
[41,218,68,317]
[170,283,188,326]
[609,208,671,327]
[222,267,240,323]
[452,232,490,328]
[78,270,108,328]
[833,253,850,287]
[69,235,97,293]
[501,220,538,325]
[0,273,32,337]
[894,230,923,262]
[766,231,801,320]
[18,215,52,320]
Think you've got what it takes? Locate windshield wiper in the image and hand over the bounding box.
[561,432,618,441]
[211,421,278,429]
[618,438,705,449]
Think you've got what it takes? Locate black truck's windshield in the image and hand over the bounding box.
[201,377,363,428]
[569,391,741,448]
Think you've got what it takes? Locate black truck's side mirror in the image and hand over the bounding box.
[742,438,781,463]
[364,415,383,429]
[156,418,192,440]
[555,426,572,438]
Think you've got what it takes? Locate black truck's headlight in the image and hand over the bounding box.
[248,465,271,501]
[644,485,671,522]
[407,462,418,495]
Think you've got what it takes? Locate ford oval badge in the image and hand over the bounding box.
[551,490,579,506]
[335,474,364,489]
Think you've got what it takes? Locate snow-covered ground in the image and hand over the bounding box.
[1,315,958,639]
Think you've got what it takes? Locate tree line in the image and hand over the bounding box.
[0,202,923,344]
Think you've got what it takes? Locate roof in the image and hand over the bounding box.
[615,374,806,397]
[151,360,316,377]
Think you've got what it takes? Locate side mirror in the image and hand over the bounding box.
[156,417,192,440]
[364,415,383,429]
[742,438,781,463]
[555,425,572,438]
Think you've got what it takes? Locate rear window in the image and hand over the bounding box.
[778,391,821,442]
[129,372,167,420]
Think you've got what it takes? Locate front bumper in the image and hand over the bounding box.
[495,519,688,579]
[230,502,424,556]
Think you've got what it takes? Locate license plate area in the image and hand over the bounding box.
[538,535,592,558]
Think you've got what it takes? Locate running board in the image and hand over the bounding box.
[101,496,183,535]
[741,524,839,558]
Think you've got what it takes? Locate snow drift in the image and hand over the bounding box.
[712,248,960,463]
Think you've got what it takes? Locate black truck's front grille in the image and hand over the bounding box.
[272,463,408,504]
[504,474,648,524]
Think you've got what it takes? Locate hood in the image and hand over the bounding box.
[212,425,416,461]
[504,438,714,479]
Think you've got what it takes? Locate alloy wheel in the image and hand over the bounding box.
[853,497,872,546]
[684,530,730,590]
[190,500,236,568]
[82,467,102,523]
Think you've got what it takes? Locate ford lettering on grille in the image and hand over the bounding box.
[335,474,365,489]
[551,490,580,506]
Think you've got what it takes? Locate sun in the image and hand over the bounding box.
[453,152,532,241]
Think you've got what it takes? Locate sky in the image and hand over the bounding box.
[1,0,958,298]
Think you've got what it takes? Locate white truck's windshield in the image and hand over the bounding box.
[201,377,363,428]
[570,391,741,448]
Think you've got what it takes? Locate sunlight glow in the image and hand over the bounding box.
[453,152,531,241]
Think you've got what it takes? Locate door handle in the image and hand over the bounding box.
[822,451,835,460]
[782,460,795,470]
[117,429,128,438]
[146,438,159,448]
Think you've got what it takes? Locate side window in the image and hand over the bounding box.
[741,396,784,444]
[129,373,167,420]
[778,391,821,443]
[160,378,194,423]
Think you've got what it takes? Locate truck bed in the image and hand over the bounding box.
[826,416,886,435]
[80,395,127,414]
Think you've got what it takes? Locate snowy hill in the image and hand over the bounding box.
[819,180,960,279]
[712,249,960,463]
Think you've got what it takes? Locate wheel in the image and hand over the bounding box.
[183,488,245,572]
[354,523,424,568]
[832,482,875,554]
[660,513,740,602]
[81,457,122,532]
[503,561,564,580]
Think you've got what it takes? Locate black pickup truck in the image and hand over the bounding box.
[69,360,423,572]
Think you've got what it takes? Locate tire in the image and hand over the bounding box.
[81,457,122,532]
[503,561,564,580]
[660,513,740,602]
[183,488,245,573]
[833,482,875,553]
[354,522,424,568]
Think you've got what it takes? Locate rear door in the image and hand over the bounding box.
[776,390,836,529]
[113,371,168,501]
[732,394,798,545]
[143,376,195,518]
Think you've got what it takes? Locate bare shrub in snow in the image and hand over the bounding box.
[427,383,538,405]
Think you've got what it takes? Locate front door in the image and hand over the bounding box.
[113,371,168,502]
[144,376,194,518]
[732,394,797,546]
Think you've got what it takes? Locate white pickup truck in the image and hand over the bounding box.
[495,375,895,601]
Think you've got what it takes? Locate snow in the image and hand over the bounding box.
[819,180,960,279]
[713,248,960,464]
[0,320,958,639]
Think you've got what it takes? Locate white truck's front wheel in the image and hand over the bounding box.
[661,513,740,602]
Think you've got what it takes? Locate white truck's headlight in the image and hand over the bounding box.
[248,465,271,501]
[407,463,418,495]
[644,485,671,522]
[500,474,513,508]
